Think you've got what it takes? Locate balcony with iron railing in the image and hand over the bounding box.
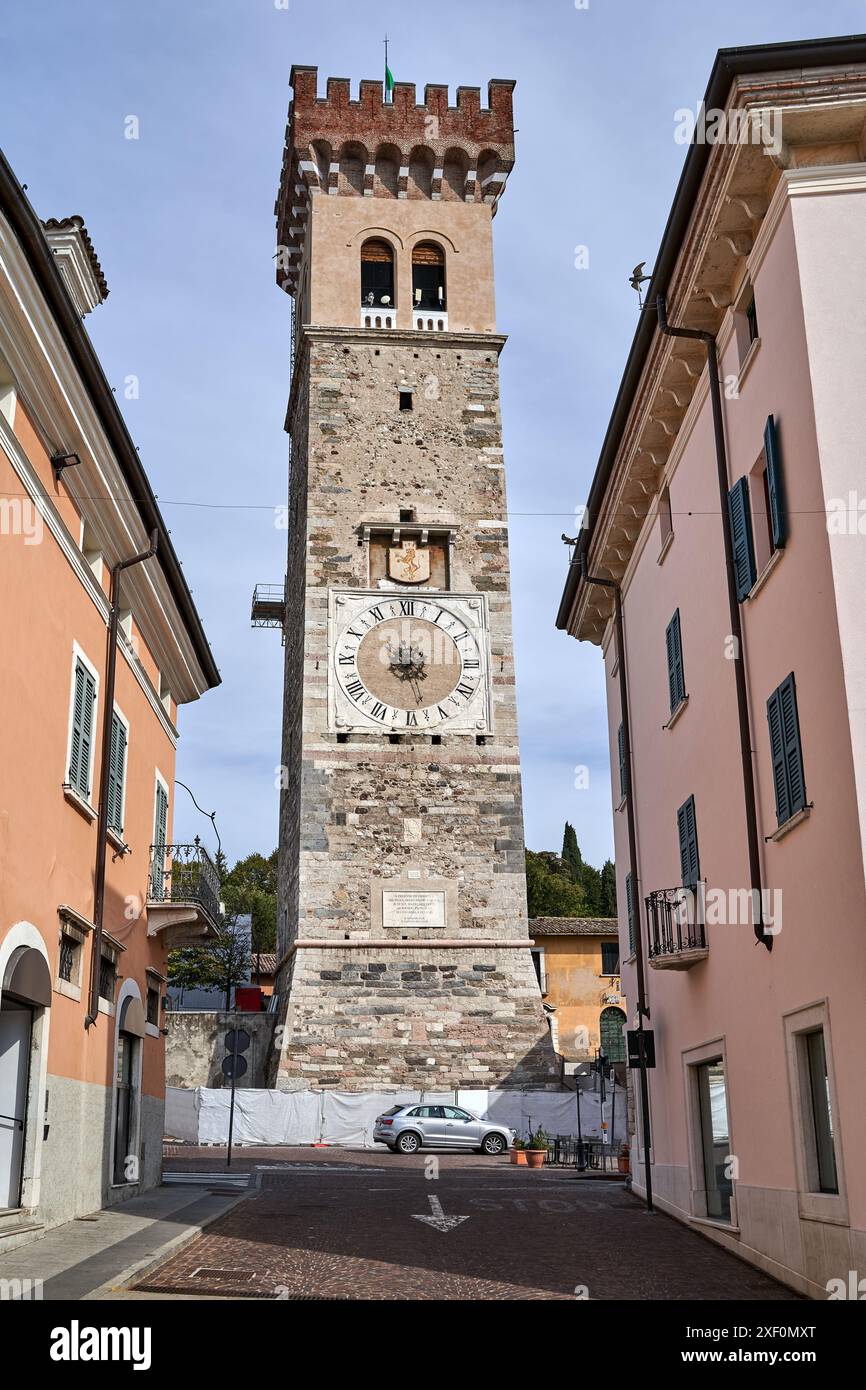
[645,886,709,970]
[146,837,221,947]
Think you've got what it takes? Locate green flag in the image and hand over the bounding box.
[385,64,394,100]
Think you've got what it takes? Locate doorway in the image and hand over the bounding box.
[113,1031,137,1185]
[696,1059,732,1221]
[0,998,33,1209]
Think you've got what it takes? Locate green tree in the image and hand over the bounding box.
[561,822,582,883]
[221,850,278,953]
[167,948,218,1004]
[205,914,253,1011]
[525,850,586,918]
[599,859,617,917]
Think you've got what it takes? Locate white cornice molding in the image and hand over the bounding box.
[0,216,208,703]
[749,163,866,281]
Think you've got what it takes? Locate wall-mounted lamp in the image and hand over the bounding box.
[51,451,82,483]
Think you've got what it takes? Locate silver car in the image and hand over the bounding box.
[373,1103,513,1155]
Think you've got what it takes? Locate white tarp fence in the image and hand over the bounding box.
[166,1085,628,1148]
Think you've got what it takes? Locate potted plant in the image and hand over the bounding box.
[617,1142,630,1174]
[510,1138,527,1166]
[526,1129,549,1168]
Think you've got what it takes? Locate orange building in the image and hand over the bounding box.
[0,150,219,1245]
[529,919,625,1065]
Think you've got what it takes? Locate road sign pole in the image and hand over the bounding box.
[226,1018,239,1169]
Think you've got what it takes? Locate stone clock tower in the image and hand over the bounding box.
[269,66,557,1091]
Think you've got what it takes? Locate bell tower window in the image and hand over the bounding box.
[361,238,395,310]
[412,242,446,310]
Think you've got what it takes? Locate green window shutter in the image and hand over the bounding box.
[107,714,127,834]
[767,673,806,826]
[677,794,700,888]
[617,722,627,799]
[69,659,96,798]
[625,872,635,954]
[727,476,757,600]
[154,781,168,850]
[665,609,685,712]
[764,415,786,550]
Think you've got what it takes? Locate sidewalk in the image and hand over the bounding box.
[0,1182,250,1301]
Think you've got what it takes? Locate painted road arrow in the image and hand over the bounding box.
[412,1194,470,1233]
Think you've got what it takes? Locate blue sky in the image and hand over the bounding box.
[3,1,861,869]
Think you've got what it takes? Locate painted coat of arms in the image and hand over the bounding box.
[387,539,430,584]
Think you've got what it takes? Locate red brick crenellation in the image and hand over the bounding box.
[287,65,516,162]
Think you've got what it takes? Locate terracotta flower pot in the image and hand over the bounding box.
[526,1149,546,1168]
[617,1154,630,1174]
[511,1149,527,1165]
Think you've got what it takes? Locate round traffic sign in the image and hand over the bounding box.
[222,1053,248,1079]
[225,1028,251,1054]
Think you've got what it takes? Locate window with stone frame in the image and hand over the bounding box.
[58,932,79,983]
[146,985,161,1026]
[99,954,117,1003]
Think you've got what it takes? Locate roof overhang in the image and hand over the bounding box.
[557,34,866,646]
[0,149,220,690]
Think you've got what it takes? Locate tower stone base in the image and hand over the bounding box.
[273,946,560,1091]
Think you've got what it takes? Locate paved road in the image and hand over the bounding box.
[137,1148,800,1301]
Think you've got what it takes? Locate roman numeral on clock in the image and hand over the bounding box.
[345,678,366,702]
[455,682,474,698]
[369,701,388,721]
[398,600,416,616]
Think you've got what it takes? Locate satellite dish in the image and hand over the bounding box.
[381,294,391,305]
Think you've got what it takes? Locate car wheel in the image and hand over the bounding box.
[396,1131,421,1154]
[481,1132,507,1156]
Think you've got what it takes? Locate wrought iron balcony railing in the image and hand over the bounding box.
[147,840,221,928]
[646,887,708,969]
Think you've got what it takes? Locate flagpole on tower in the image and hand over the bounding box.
[384,34,394,104]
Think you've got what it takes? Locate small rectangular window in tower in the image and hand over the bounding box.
[399,508,415,522]
[399,390,413,412]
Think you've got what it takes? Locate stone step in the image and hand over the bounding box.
[0,1212,44,1250]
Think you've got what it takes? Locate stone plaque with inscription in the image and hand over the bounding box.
[382,889,446,929]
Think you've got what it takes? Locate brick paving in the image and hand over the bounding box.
[135,1146,801,1301]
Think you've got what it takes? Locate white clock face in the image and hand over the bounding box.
[329,591,491,733]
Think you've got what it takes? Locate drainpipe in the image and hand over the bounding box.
[580,556,653,1214]
[85,530,159,1028]
[656,295,769,951]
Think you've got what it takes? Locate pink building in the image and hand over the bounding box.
[557,36,866,1298]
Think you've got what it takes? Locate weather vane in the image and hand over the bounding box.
[629,261,652,308]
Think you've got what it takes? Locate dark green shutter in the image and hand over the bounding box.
[625,872,635,954]
[764,415,786,550]
[617,722,627,798]
[767,673,806,826]
[154,781,168,850]
[107,714,127,834]
[727,476,757,600]
[665,609,685,712]
[677,795,700,888]
[69,658,96,797]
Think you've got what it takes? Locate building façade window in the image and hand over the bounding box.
[360,238,394,309]
[601,941,620,976]
[412,241,446,310]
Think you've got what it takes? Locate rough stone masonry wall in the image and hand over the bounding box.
[282,948,554,1091]
[273,329,558,1089]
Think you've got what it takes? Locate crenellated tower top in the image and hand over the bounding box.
[275,66,516,297]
